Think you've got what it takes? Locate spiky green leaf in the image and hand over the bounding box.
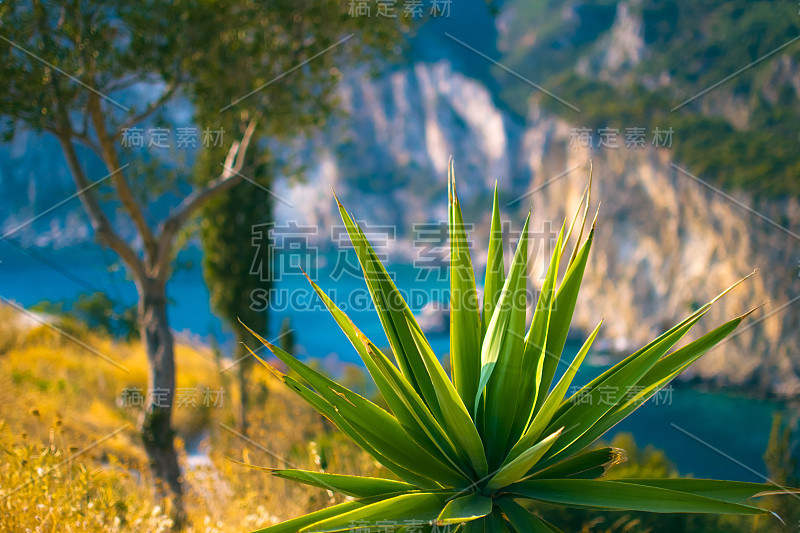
[252,495,394,533]
[302,275,472,481]
[230,463,417,498]
[487,428,562,491]
[299,491,454,532]
[507,479,771,515]
[482,181,505,339]
[512,223,565,441]
[334,193,441,417]
[527,447,626,481]
[533,223,594,415]
[241,324,466,486]
[497,498,564,533]
[479,215,530,464]
[436,493,493,525]
[507,320,602,464]
[407,315,489,477]
[615,479,800,503]
[449,161,482,415]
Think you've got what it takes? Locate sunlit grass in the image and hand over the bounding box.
[0,303,380,532]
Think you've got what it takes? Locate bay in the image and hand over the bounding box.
[0,242,787,482]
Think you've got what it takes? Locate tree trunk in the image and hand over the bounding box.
[237,360,250,436]
[138,278,185,528]
[234,332,251,435]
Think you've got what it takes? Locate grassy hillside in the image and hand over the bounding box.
[1,304,797,532]
[0,304,377,532]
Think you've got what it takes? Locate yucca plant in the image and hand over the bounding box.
[241,162,797,532]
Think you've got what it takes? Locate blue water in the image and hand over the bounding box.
[0,242,789,482]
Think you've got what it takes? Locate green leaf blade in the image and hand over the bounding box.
[487,428,562,491]
[449,161,482,417]
[508,320,602,464]
[508,479,771,515]
[615,479,800,503]
[335,196,442,417]
[527,447,627,481]
[497,498,564,533]
[408,315,489,478]
[269,470,417,499]
[482,181,505,339]
[478,215,530,466]
[299,491,454,533]
[436,493,493,526]
[242,322,467,487]
[533,225,594,415]
[512,223,565,442]
[252,496,389,533]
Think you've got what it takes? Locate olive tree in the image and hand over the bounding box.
[0,0,406,524]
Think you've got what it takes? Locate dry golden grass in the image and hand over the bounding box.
[0,305,380,532]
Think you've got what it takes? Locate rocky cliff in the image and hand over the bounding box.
[279,60,800,398]
[523,110,800,398]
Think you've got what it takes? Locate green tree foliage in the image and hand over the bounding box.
[32,292,138,340]
[187,0,412,438]
[0,0,408,525]
[199,141,272,435]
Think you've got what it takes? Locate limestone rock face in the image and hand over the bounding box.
[521,111,800,398]
[282,63,800,398]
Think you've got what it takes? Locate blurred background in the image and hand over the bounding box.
[0,1,798,531]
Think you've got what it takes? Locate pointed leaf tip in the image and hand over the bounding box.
[227,457,278,474]
[299,267,313,283]
[241,342,285,381]
[739,302,768,321]
[330,185,342,207]
[709,272,756,305]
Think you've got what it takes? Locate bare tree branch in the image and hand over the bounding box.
[153,118,258,281]
[56,128,146,284]
[46,64,146,284]
[112,82,181,139]
[105,72,164,94]
[87,92,160,261]
[71,130,104,159]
